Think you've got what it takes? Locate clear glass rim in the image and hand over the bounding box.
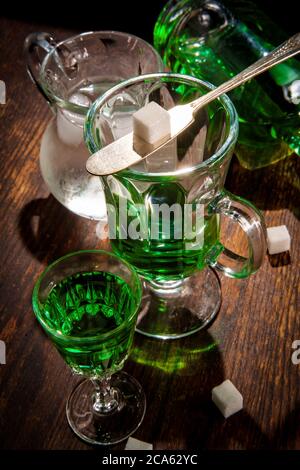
[40,30,164,114]
[84,72,239,179]
[32,249,142,344]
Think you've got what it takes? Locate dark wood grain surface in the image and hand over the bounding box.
[0,18,299,451]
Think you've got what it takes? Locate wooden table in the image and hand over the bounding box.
[0,18,299,451]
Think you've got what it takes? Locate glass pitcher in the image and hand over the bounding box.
[84,73,267,339]
[24,31,164,219]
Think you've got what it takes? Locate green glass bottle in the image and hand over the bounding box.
[154,0,300,169]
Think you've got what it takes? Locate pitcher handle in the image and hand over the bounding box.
[207,190,267,278]
[24,32,57,102]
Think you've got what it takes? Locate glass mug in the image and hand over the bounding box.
[24,31,164,219]
[85,73,267,339]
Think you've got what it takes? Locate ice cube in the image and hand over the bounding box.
[267,225,291,255]
[133,101,171,146]
[283,80,300,105]
[145,137,177,172]
[69,92,91,108]
[95,218,109,239]
[212,379,243,418]
[102,92,139,140]
[125,437,153,450]
[57,93,91,146]
[0,80,6,104]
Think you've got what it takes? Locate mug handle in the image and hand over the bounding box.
[207,190,267,278]
[24,32,56,102]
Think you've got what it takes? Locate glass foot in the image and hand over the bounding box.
[66,371,146,445]
[136,268,221,340]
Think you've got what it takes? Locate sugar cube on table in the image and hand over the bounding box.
[0,80,6,104]
[125,437,153,451]
[133,101,171,146]
[267,225,291,255]
[212,380,243,418]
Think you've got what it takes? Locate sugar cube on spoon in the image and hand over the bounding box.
[133,101,177,172]
[133,101,171,149]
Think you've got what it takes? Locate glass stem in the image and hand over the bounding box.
[91,376,120,414]
[148,278,186,298]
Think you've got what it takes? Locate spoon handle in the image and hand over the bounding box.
[191,32,300,112]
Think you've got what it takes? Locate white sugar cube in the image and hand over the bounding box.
[212,380,243,418]
[267,225,291,255]
[0,80,6,104]
[133,101,171,146]
[125,437,153,451]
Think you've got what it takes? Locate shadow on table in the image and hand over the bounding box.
[123,330,268,449]
[190,396,300,450]
[268,251,291,268]
[17,195,101,264]
[197,407,271,450]
[268,402,300,450]
[124,330,223,448]
[226,155,300,219]
[124,330,300,449]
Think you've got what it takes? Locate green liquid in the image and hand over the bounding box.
[108,182,220,281]
[111,217,219,281]
[43,271,135,376]
[174,41,298,167]
[154,9,300,168]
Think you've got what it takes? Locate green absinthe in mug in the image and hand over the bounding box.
[105,183,220,281]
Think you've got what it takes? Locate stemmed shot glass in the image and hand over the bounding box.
[32,250,145,445]
[84,73,266,340]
